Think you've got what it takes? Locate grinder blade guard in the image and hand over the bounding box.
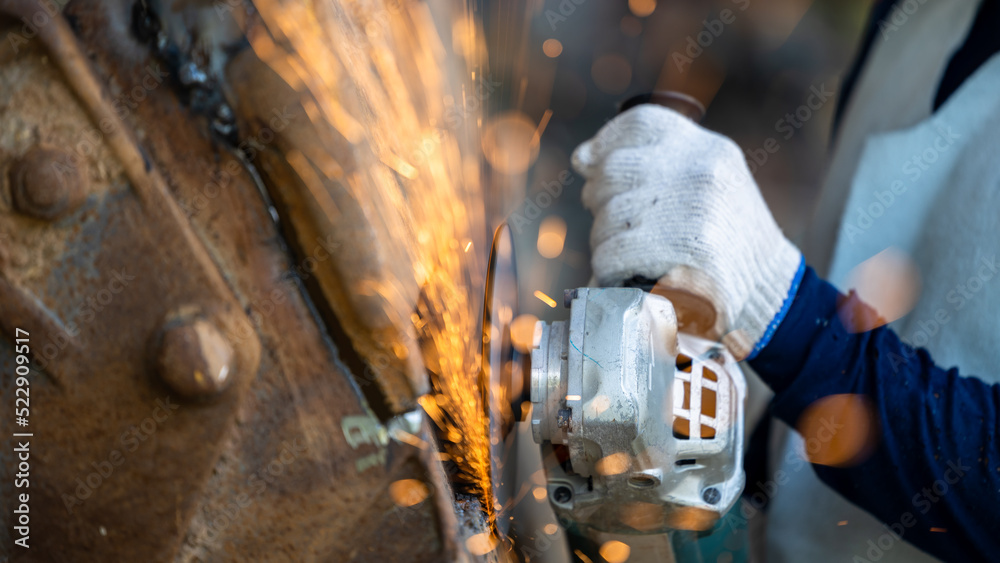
[480,222,529,543]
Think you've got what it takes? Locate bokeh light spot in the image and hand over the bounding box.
[465,532,498,556]
[628,0,656,17]
[843,247,921,332]
[389,479,430,507]
[532,487,548,501]
[621,501,665,532]
[542,38,563,58]
[537,215,567,258]
[596,452,631,475]
[482,111,540,174]
[588,394,611,416]
[796,394,877,467]
[511,314,540,353]
[600,540,631,563]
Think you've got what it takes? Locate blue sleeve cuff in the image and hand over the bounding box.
[746,256,807,361]
[748,263,840,393]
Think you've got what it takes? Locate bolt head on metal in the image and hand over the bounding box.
[552,486,573,504]
[156,318,235,398]
[702,487,721,505]
[9,146,86,220]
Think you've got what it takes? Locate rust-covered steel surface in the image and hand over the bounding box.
[217,0,499,530]
[0,0,472,560]
[224,45,426,417]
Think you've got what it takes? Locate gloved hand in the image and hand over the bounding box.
[572,104,804,359]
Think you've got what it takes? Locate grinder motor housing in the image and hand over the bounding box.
[528,287,747,536]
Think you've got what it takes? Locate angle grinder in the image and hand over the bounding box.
[479,92,749,561]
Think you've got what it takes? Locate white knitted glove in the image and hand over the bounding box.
[572,105,804,359]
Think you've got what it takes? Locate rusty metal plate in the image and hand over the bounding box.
[0,1,457,561]
[0,3,262,560]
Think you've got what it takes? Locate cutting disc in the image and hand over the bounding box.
[480,222,529,533]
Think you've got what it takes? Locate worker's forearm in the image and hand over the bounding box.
[749,266,1000,560]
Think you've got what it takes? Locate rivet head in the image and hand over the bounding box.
[10,146,86,220]
[156,318,235,398]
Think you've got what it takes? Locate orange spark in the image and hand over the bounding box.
[534,290,557,308]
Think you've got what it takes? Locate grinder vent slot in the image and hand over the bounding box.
[673,354,721,440]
